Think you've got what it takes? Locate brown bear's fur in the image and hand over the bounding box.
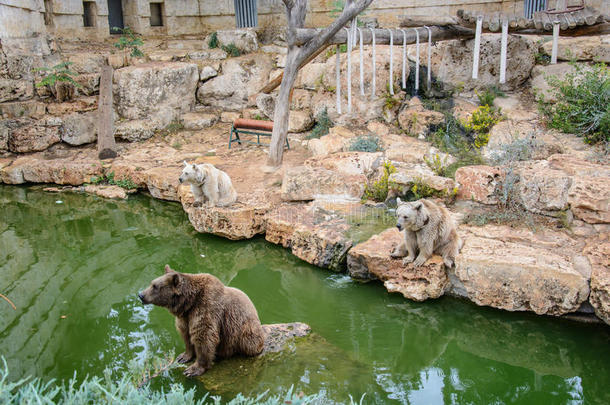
[138,265,265,377]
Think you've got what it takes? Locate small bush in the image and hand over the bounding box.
[113,27,144,57]
[461,105,502,148]
[538,62,609,145]
[221,43,241,57]
[476,86,505,107]
[307,108,334,139]
[34,62,81,89]
[363,161,396,202]
[424,153,448,177]
[349,135,383,152]
[208,31,219,49]
[91,171,138,190]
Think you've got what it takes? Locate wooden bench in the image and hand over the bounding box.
[229,118,290,149]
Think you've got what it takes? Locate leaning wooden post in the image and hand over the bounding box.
[97,63,117,159]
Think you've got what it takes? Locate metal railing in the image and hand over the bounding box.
[234,0,258,28]
[524,0,548,19]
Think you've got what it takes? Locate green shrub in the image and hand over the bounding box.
[349,135,383,152]
[307,108,334,139]
[363,161,396,202]
[208,32,219,49]
[91,171,138,190]
[34,62,81,90]
[113,27,144,57]
[221,43,241,57]
[538,62,609,145]
[424,153,448,177]
[476,86,505,107]
[0,357,326,405]
[461,105,502,148]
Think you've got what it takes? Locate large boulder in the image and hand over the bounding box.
[60,111,97,146]
[114,62,199,127]
[115,119,157,142]
[414,34,536,92]
[180,112,218,130]
[0,79,34,102]
[0,122,8,152]
[281,165,366,201]
[307,126,357,157]
[347,228,450,301]
[197,54,273,110]
[182,193,270,240]
[453,225,590,316]
[455,165,504,205]
[0,156,103,185]
[530,63,578,102]
[541,36,610,63]
[206,29,259,53]
[388,162,457,197]
[6,118,61,153]
[381,134,430,164]
[288,110,314,133]
[516,160,572,216]
[482,120,562,162]
[265,204,353,271]
[397,97,444,137]
[586,237,610,325]
[305,151,383,177]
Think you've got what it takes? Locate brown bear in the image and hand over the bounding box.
[138,265,265,377]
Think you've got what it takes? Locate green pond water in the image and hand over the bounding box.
[1,185,609,404]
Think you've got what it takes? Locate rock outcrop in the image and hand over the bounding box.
[281,165,365,202]
[347,228,449,301]
[586,236,610,325]
[265,204,353,271]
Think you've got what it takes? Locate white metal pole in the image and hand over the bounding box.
[387,28,394,95]
[499,18,508,84]
[472,16,483,80]
[344,27,352,113]
[336,43,341,114]
[551,20,560,64]
[370,28,376,97]
[400,29,407,90]
[424,25,432,91]
[357,28,364,96]
[413,28,420,92]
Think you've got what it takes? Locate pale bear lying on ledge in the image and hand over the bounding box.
[179,161,237,207]
[391,198,462,268]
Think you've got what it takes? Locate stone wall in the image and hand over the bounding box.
[5,0,607,40]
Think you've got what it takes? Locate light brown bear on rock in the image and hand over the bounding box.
[179,161,237,207]
[138,265,265,377]
[390,198,462,268]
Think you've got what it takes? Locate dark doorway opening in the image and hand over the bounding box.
[150,3,164,27]
[108,0,124,34]
[83,1,96,27]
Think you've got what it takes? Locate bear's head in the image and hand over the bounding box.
[179,161,204,185]
[395,198,429,232]
[138,265,184,310]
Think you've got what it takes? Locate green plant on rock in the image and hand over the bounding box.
[462,105,502,148]
[362,161,396,202]
[91,171,138,190]
[538,62,609,145]
[34,62,81,89]
[208,31,219,49]
[424,153,447,177]
[476,86,505,107]
[349,134,383,152]
[222,43,241,57]
[113,27,144,57]
[307,108,334,139]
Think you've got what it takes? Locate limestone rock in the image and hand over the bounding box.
[307,125,356,157]
[417,34,536,92]
[305,152,383,177]
[60,111,97,146]
[0,100,47,119]
[455,165,503,205]
[425,147,457,170]
[83,185,128,199]
[288,110,314,133]
[144,166,183,201]
[46,97,97,115]
[483,121,562,162]
[114,62,199,127]
[542,36,610,63]
[0,156,103,185]
[397,97,444,137]
[74,73,100,96]
[530,63,578,103]
[266,204,353,271]
[181,112,218,130]
[197,54,272,110]
[7,118,61,153]
[256,93,275,118]
[199,65,218,82]
[67,52,107,74]
[295,62,326,89]
[453,225,590,316]
[382,134,429,164]
[0,123,8,152]
[388,163,457,197]
[290,89,312,111]
[586,238,610,325]
[516,161,572,216]
[209,29,259,53]
[0,79,34,102]
[347,228,449,300]
[182,194,270,240]
[281,166,366,201]
[115,120,157,142]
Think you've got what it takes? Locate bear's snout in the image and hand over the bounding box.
[178,177,184,183]
[396,224,402,231]
[138,291,147,304]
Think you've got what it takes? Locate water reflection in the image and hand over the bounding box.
[1,185,609,404]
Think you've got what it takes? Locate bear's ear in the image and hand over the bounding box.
[414,201,423,210]
[183,160,188,167]
[396,197,402,205]
[169,272,181,287]
[164,264,174,274]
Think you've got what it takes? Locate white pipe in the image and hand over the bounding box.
[387,28,394,95]
[499,18,508,84]
[344,27,352,113]
[472,16,483,80]
[400,29,407,90]
[551,20,560,64]
[351,17,358,48]
[424,25,432,91]
[370,28,376,97]
[357,28,364,96]
[336,43,341,114]
[413,27,420,92]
